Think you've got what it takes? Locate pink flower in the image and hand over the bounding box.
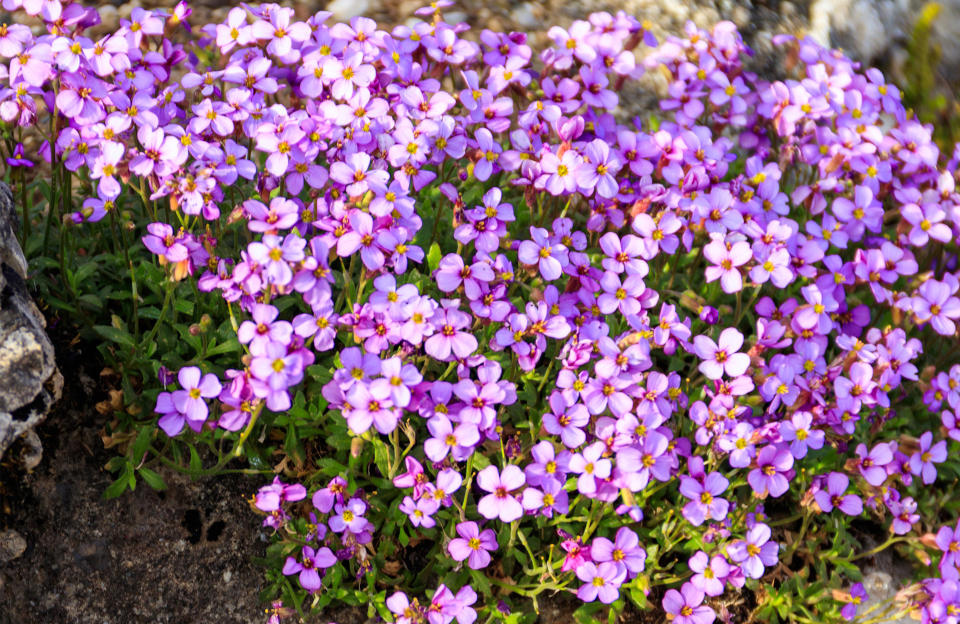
[703,237,751,293]
[447,521,497,569]
[476,465,525,522]
[693,328,750,380]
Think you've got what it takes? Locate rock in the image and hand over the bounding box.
[0,182,61,464]
[326,0,371,22]
[0,530,27,564]
[510,3,540,30]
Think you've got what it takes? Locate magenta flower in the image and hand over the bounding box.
[679,471,730,526]
[747,445,793,498]
[171,366,222,427]
[576,561,627,604]
[575,139,622,198]
[908,431,947,484]
[142,223,188,264]
[840,583,868,621]
[693,328,749,380]
[398,495,438,528]
[779,411,825,459]
[727,523,778,579]
[447,521,497,569]
[703,237,751,293]
[688,551,730,597]
[282,546,337,592]
[518,226,568,281]
[329,151,388,196]
[569,442,612,495]
[254,476,307,512]
[476,465,525,522]
[424,414,479,463]
[813,472,863,516]
[425,305,478,362]
[590,527,645,577]
[662,583,716,624]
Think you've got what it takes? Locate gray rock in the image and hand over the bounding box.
[0,181,61,463]
[326,0,371,22]
[0,529,27,564]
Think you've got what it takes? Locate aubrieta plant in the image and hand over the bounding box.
[5,0,960,622]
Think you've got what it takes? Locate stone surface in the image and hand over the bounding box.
[326,0,372,22]
[0,530,27,564]
[0,182,61,463]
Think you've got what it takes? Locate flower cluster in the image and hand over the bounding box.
[6,0,960,621]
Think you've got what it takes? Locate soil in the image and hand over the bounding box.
[0,326,268,624]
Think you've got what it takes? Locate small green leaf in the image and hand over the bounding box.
[138,467,167,491]
[93,325,136,349]
[130,426,153,464]
[427,242,442,272]
[188,445,202,475]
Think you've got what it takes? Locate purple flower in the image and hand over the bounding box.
[727,523,778,579]
[328,498,370,534]
[597,271,647,316]
[575,139,622,198]
[679,471,730,526]
[142,223,189,265]
[693,328,750,380]
[424,415,479,463]
[435,254,494,298]
[171,366,222,427]
[813,472,863,516]
[854,442,893,486]
[688,551,730,597]
[576,561,627,604]
[703,237,750,293]
[254,476,307,512]
[518,226,568,281]
[569,442,612,495]
[840,583,868,621]
[398,495,438,528]
[447,521,497,569]
[747,445,793,498]
[424,305,478,362]
[908,431,947,484]
[476,465,525,522]
[779,411,825,459]
[345,382,397,435]
[590,527,646,577]
[834,362,877,412]
[662,583,715,624]
[521,478,569,517]
[282,546,337,592]
[914,279,960,336]
[329,151,388,196]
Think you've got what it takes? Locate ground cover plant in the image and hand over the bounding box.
[3,1,960,622]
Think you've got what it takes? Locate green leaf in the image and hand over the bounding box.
[206,338,241,357]
[372,437,391,477]
[93,324,136,349]
[427,242,442,272]
[572,602,604,624]
[130,426,153,464]
[188,445,202,475]
[138,467,167,491]
[104,463,133,499]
